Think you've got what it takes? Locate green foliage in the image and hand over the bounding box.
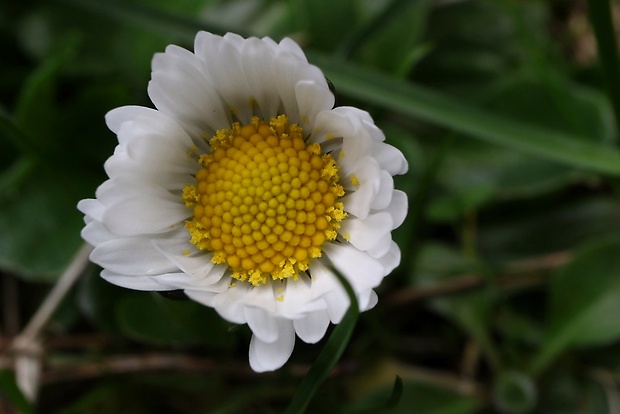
[0,369,35,414]
[2,0,620,413]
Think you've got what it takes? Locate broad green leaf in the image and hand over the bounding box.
[0,158,91,281]
[78,266,128,332]
[116,292,234,347]
[480,71,615,144]
[530,237,620,376]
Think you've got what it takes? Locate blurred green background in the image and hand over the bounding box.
[2,0,620,412]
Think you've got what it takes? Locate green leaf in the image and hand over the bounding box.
[530,237,620,376]
[284,268,359,414]
[588,0,620,136]
[14,35,77,148]
[307,53,620,175]
[0,158,90,281]
[78,266,128,332]
[480,71,615,144]
[0,368,36,414]
[116,292,234,347]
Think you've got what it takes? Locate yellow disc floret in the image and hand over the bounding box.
[183,115,346,286]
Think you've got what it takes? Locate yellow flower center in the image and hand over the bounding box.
[183,115,345,286]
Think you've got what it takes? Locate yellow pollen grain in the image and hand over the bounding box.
[183,115,346,286]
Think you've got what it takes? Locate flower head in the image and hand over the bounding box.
[78,32,408,372]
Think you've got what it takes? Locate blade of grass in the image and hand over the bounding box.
[284,268,359,414]
[309,53,620,176]
[588,0,620,139]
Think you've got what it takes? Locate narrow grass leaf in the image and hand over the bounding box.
[284,268,359,414]
[308,54,620,175]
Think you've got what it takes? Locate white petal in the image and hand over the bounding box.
[77,199,104,222]
[311,107,355,144]
[116,113,196,174]
[101,270,178,291]
[203,282,251,324]
[323,243,386,291]
[369,171,394,211]
[104,153,194,191]
[377,241,401,274]
[148,48,229,135]
[81,220,114,246]
[366,232,393,259]
[239,37,281,119]
[278,276,326,319]
[194,32,254,123]
[272,52,326,123]
[91,237,178,276]
[154,243,227,286]
[358,289,378,311]
[385,190,408,229]
[294,309,330,344]
[323,288,349,324]
[184,277,243,317]
[245,307,280,343]
[341,158,381,219]
[105,106,158,134]
[373,141,408,175]
[340,212,393,252]
[103,196,188,236]
[278,37,307,60]
[308,260,338,299]
[249,319,295,372]
[295,81,334,130]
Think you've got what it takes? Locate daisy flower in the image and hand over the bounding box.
[78,32,408,372]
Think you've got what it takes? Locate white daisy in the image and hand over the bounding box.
[78,32,408,372]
